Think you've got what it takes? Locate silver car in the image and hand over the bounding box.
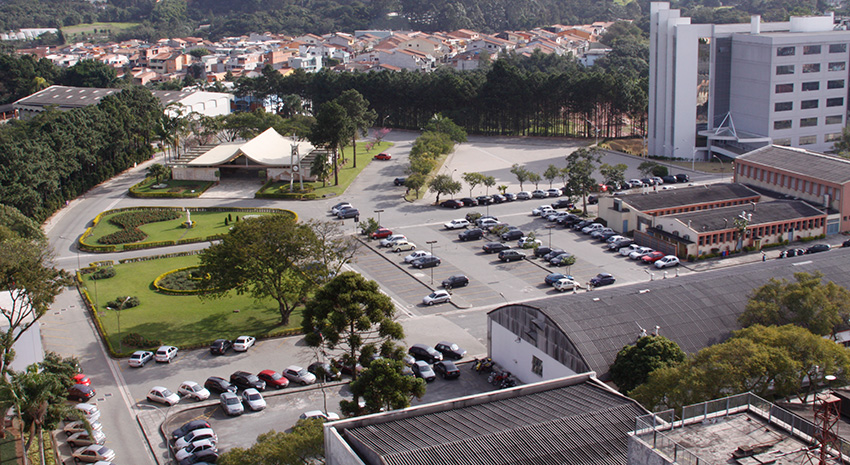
[220,392,244,416]
[283,365,317,385]
[242,388,266,411]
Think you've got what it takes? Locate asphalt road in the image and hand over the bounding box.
[40,131,721,464]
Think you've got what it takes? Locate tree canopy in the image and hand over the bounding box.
[565,147,600,214]
[217,419,324,465]
[610,335,685,394]
[342,358,426,416]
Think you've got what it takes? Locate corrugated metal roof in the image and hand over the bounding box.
[616,183,759,212]
[668,200,825,232]
[738,145,850,185]
[342,380,645,465]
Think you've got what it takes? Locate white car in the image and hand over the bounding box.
[478,218,501,229]
[532,205,555,216]
[73,403,100,423]
[380,234,407,247]
[233,335,256,352]
[175,439,217,461]
[629,247,655,260]
[553,278,580,292]
[391,240,416,252]
[147,386,180,406]
[220,392,244,416]
[655,255,681,269]
[283,365,317,385]
[404,250,432,263]
[174,428,218,450]
[330,202,352,215]
[515,191,532,200]
[178,381,210,401]
[154,345,178,363]
[628,179,644,188]
[423,290,451,306]
[517,237,542,248]
[444,219,470,230]
[241,388,266,411]
[582,223,604,234]
[606,235,626,244]
[620,244,643,256]
[300,410,340,421]
[128,350,153,367]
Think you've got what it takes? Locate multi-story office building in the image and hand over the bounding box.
[649,2,850,160]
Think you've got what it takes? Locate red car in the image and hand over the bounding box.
[641,251,666,264]
[72,373,91,386]
[257,370,290,389]
[374,152,392,160]
[372,228,392,239]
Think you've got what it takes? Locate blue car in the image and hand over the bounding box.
[545,273,572,286]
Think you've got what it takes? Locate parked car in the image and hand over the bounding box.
[545,273,568,286]
[498,229,523,243]
[209,339,232,355]
[380,234,407,247]
[72,445,115,463]
[515,191,532,200]
[609,238,634,250]
[589,228,614,240]
[550,253,575,266]
[655,255,680,268]
[675,173,690,183]
[203,376,236,394]
[68,385,95,402]
[534,247,553,258]
[629,247,655,260]
[411,256,441,269]
[405,250,432,263]
[154,345,178,363]
[504,193,517,201]
[651,176,664,185]
[572,220,592,231]
[219,392,243,416]
[128,350,153,367]
[551,199,575,209]
[605,235,626,244]
[241,388,266,411]
[581,223,604,234]
[174,428,217,451]
[440,199,464,209]
[478,218,502,230]
[444,219,470,230]
[71,403,100,423]
[230,371,266,391]
[807,244,831,254]
[543,249,566,261]
[67,430,106,448]
[499,250,526,262]
[371,227,393,239]
[628,179,644,188]
[641,251,666,264]
[409,344,443,363]
[374,152,391,160]
[171,420,211,440]
[662,175,678,184]
[532,205,555,216]
[307,362,340,382]
[458,228,484,241]
[393,177,406,186]
[459,197,478,207]
[147,386,180,406]
[482,242,510,254]
[492,194,507,203]
[64,420,103,437]
[587,195,599,205]
[476,195,493,205]
[423,290,451,306]
[433,360,461,379]
[233,335,256,352]
[337,207,359,219]
[473,214,497,224]
[590,273,616,287]
[283,365,317,385]
[546,188,562,197]
[620,244,643,256]
[330,202,351,214]
[391,240,416,252]
[531,190,548,199]
[412,360,436,382]
[435,342,467,360]
[178,381,210,401]
[300,410,340,421]
[441,275,469,289]
[517,237,542,248]
[257,369,290,389]
[179,449,219,465]
[553,277,580,292]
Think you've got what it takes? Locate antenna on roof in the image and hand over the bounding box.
[636,321,647,339]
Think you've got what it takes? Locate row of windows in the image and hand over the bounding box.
[697,219,824,246]
[773,133,843,145]
[651,199,757,216]
[773,115,844,129]
[777,43,847,56]
[773,100,846,112]
[776,63,846,75]
[776,82,847,94]
[739,165,841,199]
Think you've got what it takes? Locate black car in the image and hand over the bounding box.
[68,384,95,402]
[442,275,470,289]
[307,362,341,382]
[411,256,441,269]
[433,360,461,379]
[590,273,616,287]
[609,238,634,250]
[503,193,516,201]
[499,250,526,262]
[435,341,467,360]
[408,344,443,363]
[843,239,850,248]
[482,242,510,254]
[572,220,592,231]
[661,175,678,184]
[544,273,568,286]
[492,194,506,203]
[640,178,655,186]
[204,376,237,394]
[806,244,830,254]
[440,199,464,209]
[178,449,219,465]
[587,195,598,205]
[675,173,690,183]
[209,339,232,355]
[551,199,575,209]
[458,228,484,241]
[501,229,524,241]
[543,249,566,261]
[393,177,407,186]
[459,197,479,207]
[559,214,581,226]
[598,231,619,241]
[534,246,552,258]
[171,420,212,440]
[476,195,493,205]
[230,371,266,391]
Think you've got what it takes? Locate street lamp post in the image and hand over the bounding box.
[374,209,384,226]
[546,224,556,248]
[713,155,725,182]
[106,296,131,352]
[426,240,437,285]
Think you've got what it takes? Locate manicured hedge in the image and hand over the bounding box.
[110,210,181,229]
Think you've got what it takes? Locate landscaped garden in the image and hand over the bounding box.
[80,254,301,356]
[129,178,214,197]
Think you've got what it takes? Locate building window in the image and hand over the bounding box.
[803,63,821,73]
[799,135,817,145]
[826,132,843,142]
[829,62,846,72]
[776,65,795,75]
[775,101,793,111]
[828,79,845,89]
[827,97,844,107]
[531,355,543,376]
[776,83,794,93]
[826,115,843,125]
[802,81,820,91]
[800,117,818,127]
[830,43,848,53]
[777,46,796,56]
[804,45,822,55]
[774,138,791,146]
[774,120,792,130]
[800,99,818,109]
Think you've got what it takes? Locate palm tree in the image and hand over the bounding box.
[146,163,171,183]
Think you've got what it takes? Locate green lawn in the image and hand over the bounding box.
[82,255,299,355]
[132,179,213,195]
[61,22,139,42]
[86,209,288,250]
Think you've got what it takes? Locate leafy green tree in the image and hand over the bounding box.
[462,172,486,197]
[146,163,170,183]
[566,148,600,215]
[336,90,376,169]
[408,156,436,176]
[405,173,426,198]
[428,174,462,203]
[342,359,426,416]
[610,335,685,394]
[310,152,332,187]
[309,101,353,186]
[832,124,850,157]
[638,161,659,178]
[302,272,404,381]
[739,271,850,337]
[217,419,324,465]
[410,131,454,158]
[510,164,530,191]
[544,164,560,188]
[482,175,496,194]
[599,163,627,188]
[359,217,380,237]
[424,114,467,143]
[652,165,669,177]
[60,60,118,88]
[0,205,45,243]
[528,171,542,189]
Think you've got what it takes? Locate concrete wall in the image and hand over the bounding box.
[325,426,367,465]
[490,321,578,384]
[628,435,675,465]
[172,166,218,181]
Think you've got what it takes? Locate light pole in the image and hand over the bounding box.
[374,209,384,226]
[106,296,131,352]
[713,155,725,182]
[545,224,556,248]
[426,240,437,285]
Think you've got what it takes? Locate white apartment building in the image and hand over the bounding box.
[649,2,850,160]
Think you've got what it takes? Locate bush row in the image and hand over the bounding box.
[128,178,211,198]
[98,228,147,245]
[110,210,181,229]
[106,296,140,309]
[91,267,115,280]
[121,332,162,349]
[118,250,203,264]
[153,266,209,295]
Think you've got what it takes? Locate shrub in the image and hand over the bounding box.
[91,267,116,280]
[109,210,181,229]
[106,296,140,309]
[157,269,203,291]
[98,228,147,245]
[121,332,161,348]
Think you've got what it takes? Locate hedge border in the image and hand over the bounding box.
[256,181,321,200]
[153,266,208,295]
[128,177,214,198]
[78,206,297,253]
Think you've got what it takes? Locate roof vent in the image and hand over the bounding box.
[639,289,650,294]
